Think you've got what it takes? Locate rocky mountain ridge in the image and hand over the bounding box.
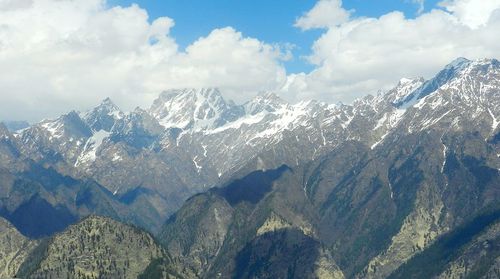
[2,58,499,235]
[0,57,498,278]
[157,58,500,278]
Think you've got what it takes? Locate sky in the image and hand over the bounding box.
[107,0,441,73]
[0,0,499,122]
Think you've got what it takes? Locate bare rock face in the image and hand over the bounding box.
[0,217,37,278]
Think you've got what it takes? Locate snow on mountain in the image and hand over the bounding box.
[149,88,244,131]
[395,57,472,108]
[75,130,110,167]
[165,58,499,177]
[403,58,500,135]
[247,100,323,142]
[6,58,499,229]
[206,112,267,135]
[243,92,288,115]
[40,119,65,141]
[206,93,323,139]
[19,58,500,170]
[385,77,425,106]
[24,111,91,146]
[82,97,124,132]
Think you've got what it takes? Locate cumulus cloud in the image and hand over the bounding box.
[147,27,288,99]
[1,0,500,121]
[0,0,287,121]
[439,0,500,28]
[294,0,351,30]
[281,0,500,103]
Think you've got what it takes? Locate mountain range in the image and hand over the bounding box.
[0,57,499,278]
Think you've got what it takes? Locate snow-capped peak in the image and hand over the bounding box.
[460,58,499,73]
[399,77,415,84]
[446,57,470,69]
[149,88,244,131]
[392,58,476,108]
[244,92,288,115]
[101,97,116,107]
[84,98,123,119]
[35,111,92,141]
[82,98,124,132]
[386,77,425,105]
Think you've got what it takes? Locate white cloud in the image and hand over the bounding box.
[1,0,499,121]
[0,0,287,121]
[148,27,288,102]
[439,0,500,28]
[294,0,351,30]
[281,0,500,103]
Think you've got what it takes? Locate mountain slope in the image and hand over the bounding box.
[389,209,500,279]
[0,57,498,279]
[159,165,345,279]
[0,217,38,278]
[158,58,500,278]
[160,131,499,278]
[18,215,182,279]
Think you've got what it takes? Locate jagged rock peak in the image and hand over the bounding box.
[82,98,124,132]
[84,97,123,119]
[384,77,425,105]
[97,97,122,114]
[149,88,244,130]
[156,88,224,101]
[36,111,92,140]
[446,57,470,68]
[101,97,115,105]
[445,57,499,70]
[244,91,288,115]
[393,57,499,108]
[0,122,9,137]
[37,111,78,128]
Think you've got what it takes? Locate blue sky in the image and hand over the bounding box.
[109,0,442,73]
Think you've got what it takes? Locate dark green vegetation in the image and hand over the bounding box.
[16,239,51,278]
[14,216,182,279]
[138,258,167,279]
